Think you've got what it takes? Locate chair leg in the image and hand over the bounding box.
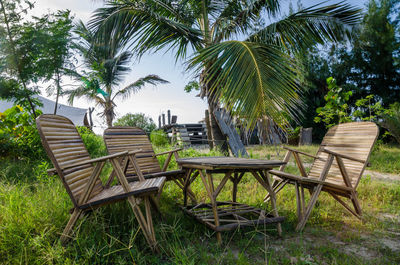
[296,184,323,231]
[351,192,362,216]
[127,197,159,253]
[295,182,302,220]
[329,192,362,219]
[60,208,83,244]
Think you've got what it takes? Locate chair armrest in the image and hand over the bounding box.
[153,148,183,157]
[283,146,324,161]
[59,150,140,171]
[322,148,366,164]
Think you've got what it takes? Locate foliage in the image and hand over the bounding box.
[287,126,301,142]
[64,21,168,127]
[0,0,39,116]
[0,105,45,159]
[91,0,361,129]
[114,113,156,134]
[34,10,75,114]
[380,102,400,144]
[314,77,353,128]
[328,0,400,106]
[352,94,385,122]
[76,126,107,158]
[150,130,169,147]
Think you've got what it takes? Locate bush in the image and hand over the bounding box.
[114,113,157,134]
[150,130,169,147]
[0,105,45,160]
[77,127,107,158]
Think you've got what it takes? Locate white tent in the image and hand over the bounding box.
[0,95,89,126]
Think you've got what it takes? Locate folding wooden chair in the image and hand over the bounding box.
[36,115,165,252]
[266,122,379,231]
[103,126,196,202]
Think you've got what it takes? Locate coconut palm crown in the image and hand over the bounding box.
[65,20,168,127]
[90,0,361,138]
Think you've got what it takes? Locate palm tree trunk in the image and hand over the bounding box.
[200,69,229,155]
[207,101,229,155]
[105,107,113,128]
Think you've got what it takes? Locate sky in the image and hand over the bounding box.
[31,0,368,133]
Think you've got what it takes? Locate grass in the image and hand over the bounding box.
[0,143,399,264]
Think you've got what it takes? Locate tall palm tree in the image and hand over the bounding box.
[65,21,168,127]
[90,0,361,150]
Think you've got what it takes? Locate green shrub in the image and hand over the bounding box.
[77,126,107,158]
[150,130,169,147]
[114,113,157,134]
[0,105,45,160]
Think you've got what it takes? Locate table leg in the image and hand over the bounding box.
[251,170,282,236]
[263,171,282,236]
[207,172,222,244]
[232,173,238,203]
[183,169,193,207]
[230,172,244,203]
[199,170,222,244]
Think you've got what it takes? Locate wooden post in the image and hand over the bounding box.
[205,109,214,149]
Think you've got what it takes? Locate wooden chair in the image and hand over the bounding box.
[103,126,196,202]
[36,115,165,252]
[266,122,379,231]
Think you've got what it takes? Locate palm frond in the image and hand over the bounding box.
[103,50,133,87]
[248,2,362,52]
[89,0,202,60]
[188,40,302,129]
[213,0,281,42]
[113,74,169,100]
[63,85,105,106]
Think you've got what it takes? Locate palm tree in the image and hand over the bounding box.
[65,21,168,127]
[90,0,361,150]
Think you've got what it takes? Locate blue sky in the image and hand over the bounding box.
[32,0,368,133]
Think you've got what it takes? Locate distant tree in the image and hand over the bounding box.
[331,0,400,106]
[114,113,157,134]
[0,0,39,116]
[35,10,75,114]
[296,45,331,140]
[381,102,400,144]
[65,21,168,127]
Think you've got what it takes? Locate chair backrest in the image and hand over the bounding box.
[103,127,161,177]
[36,114,103,206]
[308,122,379,188]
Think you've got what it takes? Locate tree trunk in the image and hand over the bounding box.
[200,68,229,155]
[207,102,229,155]
[54,71,61,115]
[105,108,113,128]
[204,109,213,149]
[104,100,114,128]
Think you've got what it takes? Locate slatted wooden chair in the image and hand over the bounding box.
[103,126,196,202]
[266,122,379,231]
[36,114,165,252]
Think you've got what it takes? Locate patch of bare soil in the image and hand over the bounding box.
[364,169,400,182]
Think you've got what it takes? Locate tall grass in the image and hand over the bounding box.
[0,142,399,264]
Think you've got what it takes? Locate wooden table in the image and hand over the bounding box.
[176,156,286,244]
